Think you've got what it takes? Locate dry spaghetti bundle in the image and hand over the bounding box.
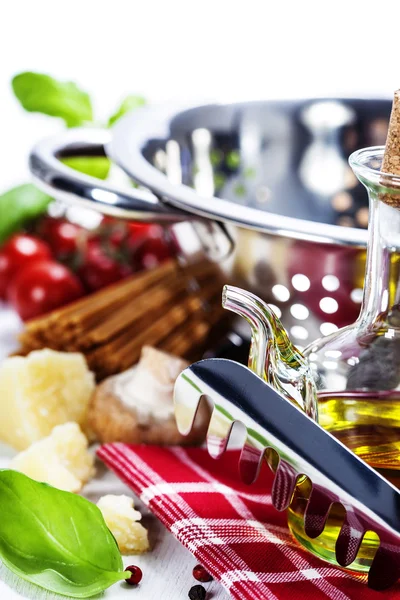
[16,259,229,379]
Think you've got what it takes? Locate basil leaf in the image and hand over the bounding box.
[108,94,147,126]
[0,184,52,244]
[12,72,93,127]
[0,471,129,598]
[62,156,111,180]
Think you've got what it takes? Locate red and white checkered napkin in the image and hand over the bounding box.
[98,444,396,600]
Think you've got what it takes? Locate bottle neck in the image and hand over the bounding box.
[359,194,400,330]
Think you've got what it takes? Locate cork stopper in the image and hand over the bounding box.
[380,90,400,207]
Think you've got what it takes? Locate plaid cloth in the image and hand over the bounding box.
[98,444,396,600]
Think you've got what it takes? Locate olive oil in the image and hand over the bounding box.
[287,390,400,572]
[287,476,380,572]
[318,391,400,475]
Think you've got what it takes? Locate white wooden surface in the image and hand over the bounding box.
[0,305,229,600]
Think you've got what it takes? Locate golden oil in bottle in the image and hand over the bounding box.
[318,391,400,481]
[287,476,380,572]
[286,389,400,571]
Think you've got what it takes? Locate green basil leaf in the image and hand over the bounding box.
[62,156,111,180]
[108,94,147,127]
[0,184,52,244]
[12,72,93,127]
[0,471,129,598]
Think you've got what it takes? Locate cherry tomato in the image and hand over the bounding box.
[90,220,132,251]
[107,225,130,249]
[134,226,172,270]
[100,215,117,226]
[0,254,13,300]
[39,217,83,258]
[0,234,52,299]
[9,260,84,320]
[128,222,153,241]
[78,244,133,292]
[102,221,152,251]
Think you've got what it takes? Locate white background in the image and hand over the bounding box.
[0,0,400,190]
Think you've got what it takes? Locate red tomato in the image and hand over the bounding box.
[100,216,116,226]
[101,222,153,252]
[0,254,13,300]
[107,225,130,250]
[39,217,83,258]
[0,234,52,299]
[128,222,153,240]
[90,220,131,251]
[134,226,172,270]
[9,260,84,320]
[78,244,133,292]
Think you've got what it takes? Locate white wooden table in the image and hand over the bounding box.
[0,305,229,600]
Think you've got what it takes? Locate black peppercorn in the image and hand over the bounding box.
[188,584,206,600]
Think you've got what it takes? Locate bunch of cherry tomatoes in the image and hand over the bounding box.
[0,216,173,320]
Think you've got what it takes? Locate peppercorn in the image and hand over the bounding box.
[125,565,143,585]
[193,564,213,583]
[188,584,206,600]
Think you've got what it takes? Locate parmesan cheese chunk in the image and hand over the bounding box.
[97,494,149,554]
[0,349,95,450]
[10,422,95,493]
